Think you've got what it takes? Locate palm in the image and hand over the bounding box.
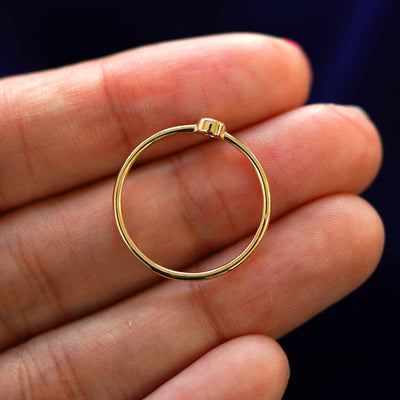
[0,33,383,399]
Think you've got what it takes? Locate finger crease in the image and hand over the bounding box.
[15,114,40,199]
[99,61,133,152]
[17,353,35,400]
[58,342,90,400]
[190,281,226,345]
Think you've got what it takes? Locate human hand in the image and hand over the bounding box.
[0,33,384,399]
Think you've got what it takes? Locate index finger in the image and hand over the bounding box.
[0,33,311,212]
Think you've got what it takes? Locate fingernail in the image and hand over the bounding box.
[282,38,302,49]
[347,105,370,119]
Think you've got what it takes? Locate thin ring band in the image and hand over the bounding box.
[113,118,271,280]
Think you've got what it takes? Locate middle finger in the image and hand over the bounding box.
[0,104,381,350]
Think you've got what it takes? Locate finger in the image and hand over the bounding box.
[0,33,311,212]
[0,104,382,350]
[145,335,289,400]
[0,195,384,399]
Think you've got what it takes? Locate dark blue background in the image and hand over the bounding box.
[1,0,399,398]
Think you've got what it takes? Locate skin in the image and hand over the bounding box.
[0,33,384,399]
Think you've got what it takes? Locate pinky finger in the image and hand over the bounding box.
[145,335,290,400]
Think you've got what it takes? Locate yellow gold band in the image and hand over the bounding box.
[113,118,271,280]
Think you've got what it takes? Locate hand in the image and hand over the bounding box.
[0,33,384,399]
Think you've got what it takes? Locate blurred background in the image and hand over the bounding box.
[1,0,399,398]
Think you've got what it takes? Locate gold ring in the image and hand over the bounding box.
[113,118,271,280]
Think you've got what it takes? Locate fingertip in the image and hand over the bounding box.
[253,33,313,112]
[235,335,290,399]
[295,194,385,291]
[145,334,290,400]
[284,103,382,195]
[330,104,383,190]
[342,195,385,283]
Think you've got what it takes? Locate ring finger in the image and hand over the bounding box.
[0,193,384,399]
